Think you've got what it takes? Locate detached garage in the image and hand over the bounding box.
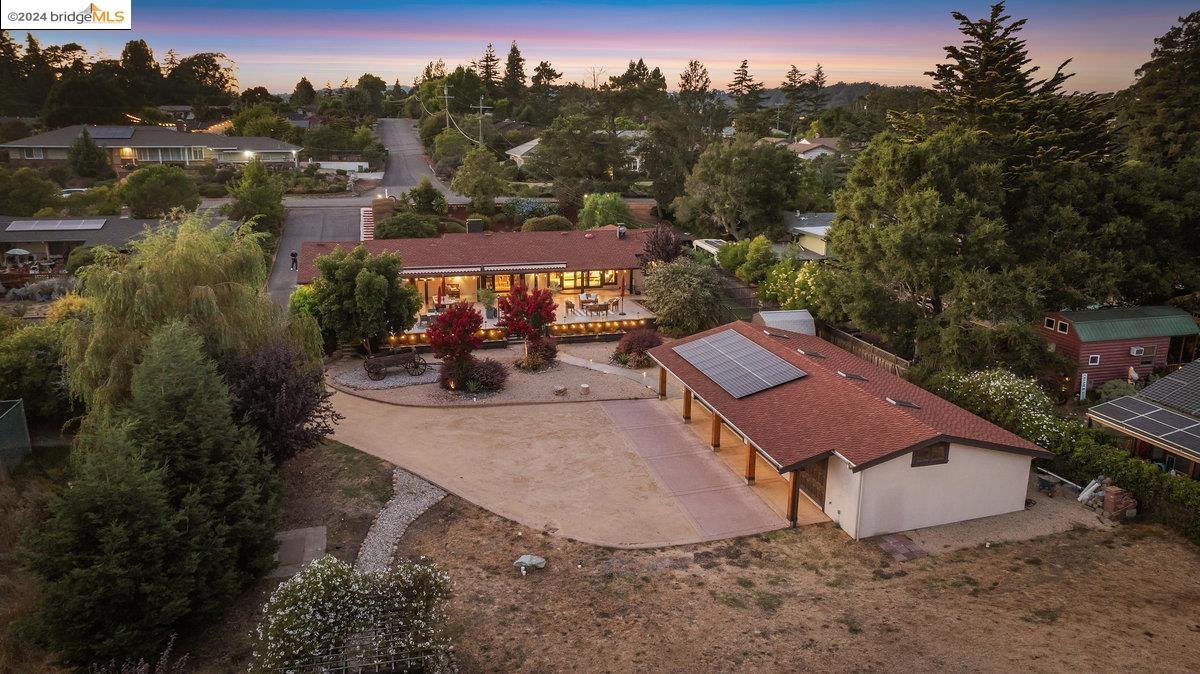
[648,322,1051,540]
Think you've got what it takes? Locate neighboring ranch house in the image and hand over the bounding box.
[1,125,301,168]
[1040,306,1199,395]
[1,215,159,261]
[649,321,1051,539]
[787,136,843,160]
[784,211,835,260]
[505,129,647,172]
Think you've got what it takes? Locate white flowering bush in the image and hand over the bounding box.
[934,368,1064,446]
[251,555,451,673]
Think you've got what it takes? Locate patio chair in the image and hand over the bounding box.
[565,299,576,315]
[608,298,620,312]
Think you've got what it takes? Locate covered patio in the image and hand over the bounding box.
[660,377,829,526]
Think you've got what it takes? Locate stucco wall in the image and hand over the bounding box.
[853,443,1032,539]
[822,454,861,538]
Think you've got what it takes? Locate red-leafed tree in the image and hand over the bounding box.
[497,284,557,366]
[425,301,483,387]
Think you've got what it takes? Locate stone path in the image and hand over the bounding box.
[355,468,446,573]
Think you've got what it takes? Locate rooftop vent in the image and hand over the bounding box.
[617,224,627,239]
[837,370,867,381]
[797,349,825,359]
[886,397,920,409]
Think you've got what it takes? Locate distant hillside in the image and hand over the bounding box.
[717,82,930,110]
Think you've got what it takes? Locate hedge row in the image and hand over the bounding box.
[934,368,1200,544]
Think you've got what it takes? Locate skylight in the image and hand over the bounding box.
[837,370,867,381]
[886,397,920,409]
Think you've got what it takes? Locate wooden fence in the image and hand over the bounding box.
[816,323,912,376]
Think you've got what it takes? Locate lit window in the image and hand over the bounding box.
[1088,355,1100,366]
[912,442,950,467]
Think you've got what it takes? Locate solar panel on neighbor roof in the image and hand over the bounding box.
[88,127,135,139]
[672,329,806,399]
[6,219,106,232]
[1089,395,1200,460]
[1141,363,1200,415]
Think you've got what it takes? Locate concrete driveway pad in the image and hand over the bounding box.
[331,391,785,548]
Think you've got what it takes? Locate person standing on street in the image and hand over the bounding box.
[290,250,298,271]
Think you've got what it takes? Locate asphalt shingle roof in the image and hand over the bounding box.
[0,125,300,152]
[648,321,1047,472]
[298,226,648,284]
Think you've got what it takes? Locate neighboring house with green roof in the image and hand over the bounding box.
[1041,306,1199,396]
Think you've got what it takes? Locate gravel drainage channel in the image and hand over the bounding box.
[355,468,447,573]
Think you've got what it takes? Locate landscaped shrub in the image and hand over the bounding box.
[643,258,722,337]
[427,302,484,389]
[375,212,439,239]
[498,285,556,369]
[527,335,558,364]
[119,164,200,218]
[735,235,777,285]
[521,214,573,231]
[470,357,509,391]
[715,238,750,274]
[932,368,1062,446]
[443,221,467,233]
[251,555,451,672]
[1094,379,1138,402]
[0,321,72,421]
[614,328,663,368]
[223,341,341,464]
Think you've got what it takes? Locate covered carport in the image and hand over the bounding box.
[656,364,829,527]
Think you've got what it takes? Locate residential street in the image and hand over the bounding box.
[268,206,359,304]
[374,118,466,201]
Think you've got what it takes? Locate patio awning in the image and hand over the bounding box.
[401,266,483,278]
[483,262,567,273]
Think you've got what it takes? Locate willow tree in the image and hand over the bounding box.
[66,211,307,411]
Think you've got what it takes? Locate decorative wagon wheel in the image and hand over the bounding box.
[365,363,386,380]
[404,355,428,376]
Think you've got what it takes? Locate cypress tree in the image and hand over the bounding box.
[727,59,764,114]
[122,320,280,619]
[501,41,526,101]
[67,128,111,178]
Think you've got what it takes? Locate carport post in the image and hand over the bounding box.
[710,412,721,449]
[786,471,800,526]
[744,444,756,483]
[658,366,667,400]
[682,388,692,420]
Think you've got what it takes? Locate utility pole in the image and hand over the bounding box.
[472,94,492,145]
[442,83,453,132]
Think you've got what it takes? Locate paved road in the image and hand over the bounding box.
[267,206,360,305]
[374,118,465,201]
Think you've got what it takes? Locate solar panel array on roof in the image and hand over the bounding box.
[6,219,106,232]
[1140,362,1200,415]
[1089,395,1200,460]
[672,329,806,399]
[88,127,135,139]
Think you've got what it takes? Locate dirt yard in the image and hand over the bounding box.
[399,496,1200,673]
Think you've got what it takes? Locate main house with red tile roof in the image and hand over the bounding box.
[648,321,1051,540]
[298,226,656,342]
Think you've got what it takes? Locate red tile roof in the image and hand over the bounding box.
[648,321,1048,472]
[297,226,647,283]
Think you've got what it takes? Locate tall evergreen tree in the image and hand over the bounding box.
[803,63,829,120]
[501,41,526,101]
[727,59,764,114]
[119,39,161,108]
[475,43,501,95]
[780,65,807,134]
[1121,10,1200,166]
[291,76,317,106]
[0,31,23,115]
[122,320,280,618]
[68,128,111,178]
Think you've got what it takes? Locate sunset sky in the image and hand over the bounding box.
[28,1,1195,93]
